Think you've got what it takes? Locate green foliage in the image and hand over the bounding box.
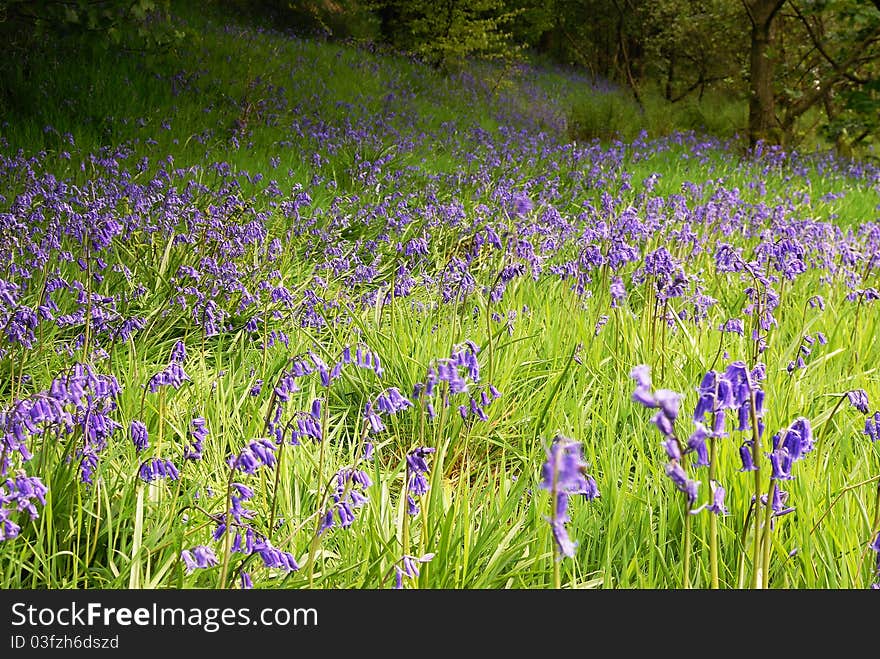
[0,0,183,49]
[210,0,381,40]
[565,83,747,144]
[372,0,523,69]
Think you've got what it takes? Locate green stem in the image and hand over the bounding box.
[485,297,495,386]
[813,394,847,480]
[306,387,330,588]
[683,508,692,589]
[549,443,563,589]
[218,467,237,589]
[708,433,719,589]
[761,480,777,588]
[748,387,764,589]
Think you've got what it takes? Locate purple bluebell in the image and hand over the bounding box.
[228,439,276,474]
[392,553,435,589]
[253,540,299,572]
[239,571,253,589]
[739,441,758,471]
[848,390,870,415]
[630,365,656,408]
[139,458,180,482]
[707,481,728,515]
[610,276,626,308]
[865,412,880,442]
[406,446,436,515]
[780,417,813,461]
[665,461,700,507]
[0,474,48,540]
[719,318,744,335]
[319,467,372,533]
[686,425,710,467]
[184,417,208,460]
[768,447,794,480]
[130,420,149,453]
[539,436,600,558]
[181,545,218,574]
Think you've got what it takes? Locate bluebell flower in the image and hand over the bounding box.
[665,461,700,507]
[239,571,253,589]
[181,545,218,574]
[739,441,758,471]
[866,412,880,442]
[254,540,299,572]
[130,420,149,453]
[539,436,599,558]
[139,458,180,482]
[848,390,870,414]
[406,447,435,516]
[319,467,372,533]
[686,425,710,467]
[184,417,208,460]
[392,553,435,589]
[721,318,745,335]
[707,481,728,515]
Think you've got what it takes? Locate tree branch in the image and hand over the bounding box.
[782,23,880,127]
[787,0,870,84]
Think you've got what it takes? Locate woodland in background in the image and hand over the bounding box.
[2,0,879,153]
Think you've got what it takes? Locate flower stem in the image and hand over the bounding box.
[218,467,236,589]
[551,448,561,589]
[748,387,764,589]
[683,505,692,589]
[708,433,719,589]
[760,480,777,588]
[306,388,330,588]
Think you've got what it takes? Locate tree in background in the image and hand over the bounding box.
[0,0,180,50]
[372,0,523,69]
[746,0,880,150]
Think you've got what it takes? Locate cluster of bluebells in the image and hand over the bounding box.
[721,362,769,472]
[364,387,413,434]
[210,483,256,548]
[786,332,827,373]
[412,342,501,423]
[764,418,814,519]
[630,363,763,516]
[538,436,600,559]
[184,417,209,461]
[283,400,323,445]
[319,466,372,533]
[633,360,819,523]
[5,36,880,594]
[1,474,48,541]
[228,438,277,474]
[405,447,435,515]
[147,341,190,393]
[181,545,219,574]
[267,345,384,444]
[130,420,149,453]
[138,457,180,482]
[631,365,704,511]
[184,483,299,584]
[5,364,123,485]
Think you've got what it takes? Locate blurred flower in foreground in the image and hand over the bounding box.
[539,436,600,559]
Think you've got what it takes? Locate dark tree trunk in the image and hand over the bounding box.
[744,0,785,146]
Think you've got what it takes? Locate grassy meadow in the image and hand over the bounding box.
[1,6,879,591]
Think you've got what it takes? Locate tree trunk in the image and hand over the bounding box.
[745,0,785,146]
